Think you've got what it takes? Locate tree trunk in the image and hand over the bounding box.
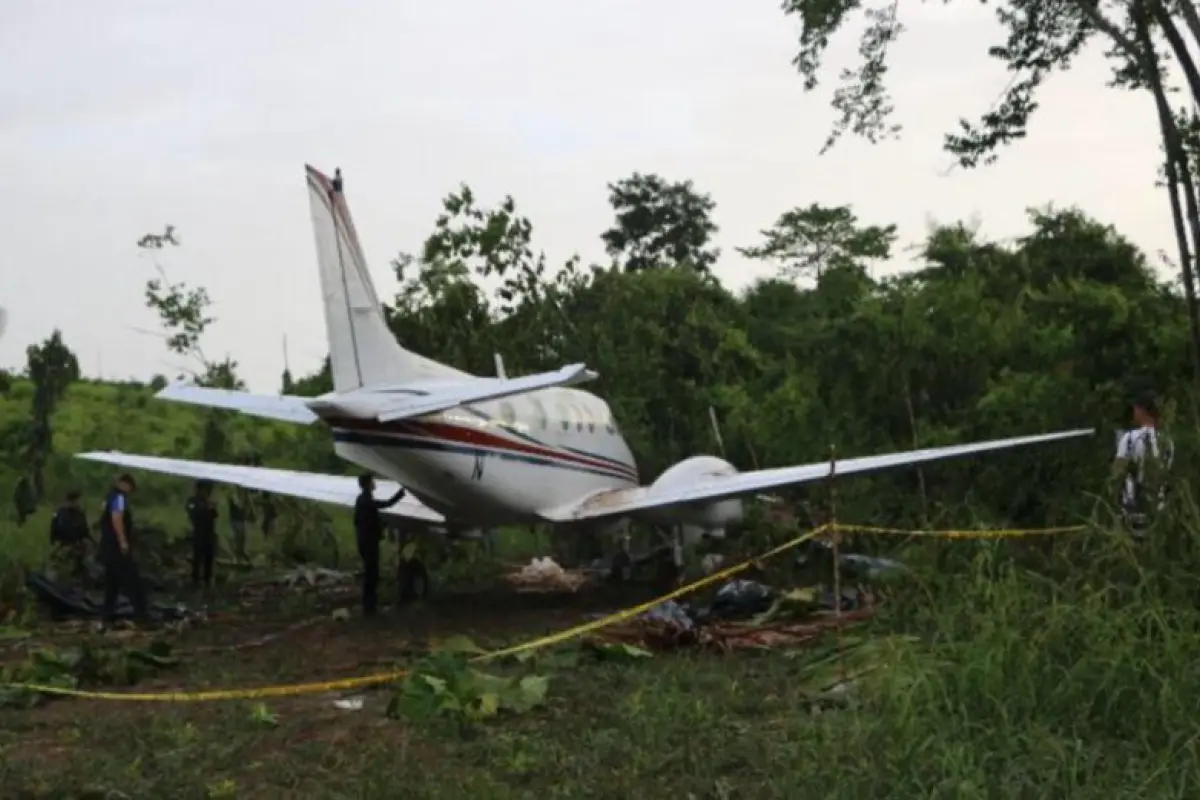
[1138,0,1200,388]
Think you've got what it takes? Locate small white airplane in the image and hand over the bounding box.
[79,165,1093,575]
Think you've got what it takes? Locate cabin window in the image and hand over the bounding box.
[557,402,570,432]
[582,403,596,434]
[529,396,548,430]
[499,401,517,427]
[572,405,583,432]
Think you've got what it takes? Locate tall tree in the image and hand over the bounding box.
[780,0,1200,386]
[137,225,243,460]
[738,203,897,282]
[601,173,720,273]
[138,225,243,390]
[24,329,80,502]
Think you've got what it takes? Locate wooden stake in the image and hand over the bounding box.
[828,443,847,686]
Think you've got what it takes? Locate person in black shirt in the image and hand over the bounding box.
[49,489,92,581]
[187,480,219,588]
[353,473,405,617]
[98,473,148,629]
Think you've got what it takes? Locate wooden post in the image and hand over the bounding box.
[828,444,846,685]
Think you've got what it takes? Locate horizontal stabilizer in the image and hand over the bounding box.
[76,451,444,524]
[155,382,319,425]
[375,363,598,423]
[541,428,1094,523]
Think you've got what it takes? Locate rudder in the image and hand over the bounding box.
[305,165,466,392]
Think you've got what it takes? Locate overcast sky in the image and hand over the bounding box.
[0,0,1170,392]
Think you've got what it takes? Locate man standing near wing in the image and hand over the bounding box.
[354,473,406,617]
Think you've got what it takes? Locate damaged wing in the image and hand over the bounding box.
[540,428,1094,523]
[75,451,444,523]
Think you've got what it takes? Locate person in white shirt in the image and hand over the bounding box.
[1112,391,1174,537]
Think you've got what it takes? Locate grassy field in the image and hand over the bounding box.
[2,508,1199,799]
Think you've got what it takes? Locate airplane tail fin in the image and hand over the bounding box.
[304,165,466,392]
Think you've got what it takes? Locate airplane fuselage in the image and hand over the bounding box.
[314,385,639,526]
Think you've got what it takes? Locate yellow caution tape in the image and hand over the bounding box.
[5,671,411,702]
[5,519,1085,701]
[6,526,829,702]
[833,523,1087,539]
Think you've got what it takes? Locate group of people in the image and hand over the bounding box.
[43,470,409,628]
[44,475,272,631]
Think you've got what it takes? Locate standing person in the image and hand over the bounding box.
[187,480,219,588]
[49,489,92,582]
[353,474,406,617]
[1113,391,1175,538]
[98,473,148,630]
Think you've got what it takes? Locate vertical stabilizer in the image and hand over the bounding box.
[305,165,467,392]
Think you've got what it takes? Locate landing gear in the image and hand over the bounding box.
[609,533,633,583]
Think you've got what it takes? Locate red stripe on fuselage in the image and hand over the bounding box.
[324,415,637,480]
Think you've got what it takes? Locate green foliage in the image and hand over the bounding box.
[21,329,81,503]
[0,639,177,708]
[138,224,243,392]
[387,639,550,728]
[601,172,720,273]
[738,203,897,281]
[378,201,1180,527]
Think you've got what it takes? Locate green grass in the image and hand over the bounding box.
[2,507,1199,799]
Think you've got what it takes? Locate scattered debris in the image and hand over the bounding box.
[593,571,883,655]
[276,566,354,589]
[334,694,365,711]
[707,579,775,620]
[640,599,694,630]
[504,557,591,593]
[25,572,198,624]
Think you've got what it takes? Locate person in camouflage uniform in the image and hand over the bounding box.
[1112,391,1174,539]
[49,489,92,582]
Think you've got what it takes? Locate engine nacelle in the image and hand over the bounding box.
[647,455,745,534]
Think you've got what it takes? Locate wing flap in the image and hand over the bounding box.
[75,451,444,523]
[155,383,320,425]
[540,428,1094,522]
[375,363,597,422]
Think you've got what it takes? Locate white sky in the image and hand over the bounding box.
[0,0,1170,392]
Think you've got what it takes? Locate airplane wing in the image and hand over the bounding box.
[75,451,445,524]
[373,363,597,423]
[539,428,1094,523]
[155,382,319,424]
[153,364,596,426]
